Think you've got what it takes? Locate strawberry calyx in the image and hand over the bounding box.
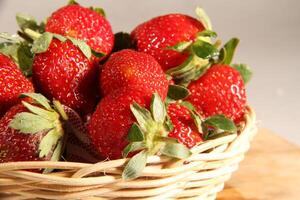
[68,0,106,17]
[8,93,68,172]
[122,93,191,180]
[179,101,238,140]
[0,32,34,77]
[165,30,219,86]
[23,30,105,59]
[165,7,252,86]
[164,7,219,86]
[201,115,237,140]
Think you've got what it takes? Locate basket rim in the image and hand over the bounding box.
[0,107,257,199]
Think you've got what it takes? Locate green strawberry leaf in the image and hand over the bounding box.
[52,33,67,42]
[164,114,174,132]
[192,40,219,59]
[20,93,51,110]
[122,141,145,158]
[39,129,61,158]
[166,55,195,76]
[43,139,63,173]
[167,85,190,100]
[184,63,210,83]
[179,101,196,111]
[17,44,34,76]
[0,32,22,43]
[52,100,68,121]
[9,112,54,134]
[0,42,19,63]
[150,93,166,124]
[91,49,106,58]
[205,131,234,140]
[122,150,147,180]
[195,7,212,30]
[68,0,79,5]
[16,13,44,33]
[166,41,192,52]
[67,37,92,59]
[31,32,53,54]
[130,102,153,131]
[197,30,217,38]
[232,63,253,84]
[90,7,106,17]
[219,38,239,65]
[190,110,203,133]
[203,115,237,133]
[22,101,57,121]
[160,142,191,159]
[128,123,144,142]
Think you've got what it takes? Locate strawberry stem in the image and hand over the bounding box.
[24,28,41,40]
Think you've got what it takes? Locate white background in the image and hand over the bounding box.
[0,0,299,144]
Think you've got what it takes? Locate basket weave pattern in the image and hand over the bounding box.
[0,108,257,200]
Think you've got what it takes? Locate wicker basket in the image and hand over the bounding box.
[0,107,257,200]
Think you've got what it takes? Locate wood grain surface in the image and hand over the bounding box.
[218,128,300,200]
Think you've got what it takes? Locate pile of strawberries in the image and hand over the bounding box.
[0,1,252,179]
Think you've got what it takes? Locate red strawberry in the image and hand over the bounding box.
[0,93,66,165]
[0,53,34,116]
[167,103,203,148]
[88,88,147,159]
[187,64,246,122]
[32,39,98,115]
[100,49,169,100]
[46,3,114,56]
[131,14,205,71]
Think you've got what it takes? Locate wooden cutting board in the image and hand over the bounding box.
[218,128,300,200]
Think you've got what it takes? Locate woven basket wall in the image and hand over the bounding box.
[0,107,257,200]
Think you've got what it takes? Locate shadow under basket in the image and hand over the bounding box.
[0,107,257,200]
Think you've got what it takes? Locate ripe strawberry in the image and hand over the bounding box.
[167,103,203,148]
[131,14,205,71]
[0,53,34,116]
[32,39,98,115]
[187,64,246,122]
[100,49,169,100]
[0,93,66,165]
[88,89,147,159]
[46,3,114,56]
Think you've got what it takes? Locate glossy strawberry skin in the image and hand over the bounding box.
[167,103,203,148]
[46,4,114,56]
[88,89,147,159]
[100,49,169,101]
[187,65,247,122]
[0,54,34,116]
[32,39,98,115]
[0,104,49,163]
[131,14,205,71]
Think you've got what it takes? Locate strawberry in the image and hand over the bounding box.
[100,49,169,100]
[45,3,114,56]
[167,103,203,148]
[0,93,66,166]
[131,14,205,71]
[88,89,147,159]
[88,91,192,180]
[0,53,34,116]
[63,106,103,163]
[187,64,247,122]
[32,39,98,115]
